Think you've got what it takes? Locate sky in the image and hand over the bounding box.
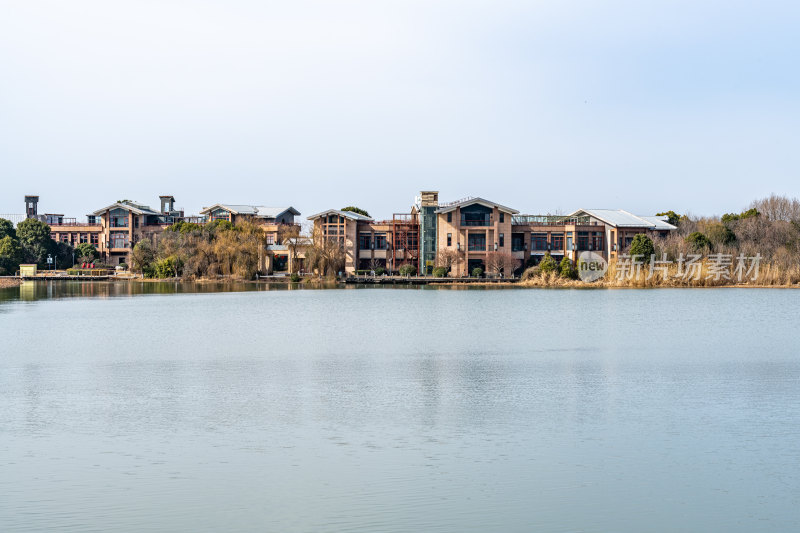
[1,0,798,220]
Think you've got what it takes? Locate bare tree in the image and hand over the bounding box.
[278,223,304,273]
[435,249,459,273]
[485,251,518,277]
[306,226,346,277]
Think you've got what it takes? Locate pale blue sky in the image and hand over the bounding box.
[1,0,798,220]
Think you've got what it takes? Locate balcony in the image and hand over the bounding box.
[461,214,492,227]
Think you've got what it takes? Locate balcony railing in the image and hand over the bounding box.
[512,215,592,226]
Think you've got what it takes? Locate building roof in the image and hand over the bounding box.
[306,209,373,221]
[199,204,300,218]
[93,201,160,216]
[435,197,519,215]
[637,216,677,231]
[570,209,677,230]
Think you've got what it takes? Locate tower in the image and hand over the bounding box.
[24,195,39,219]
[418,191,438,275]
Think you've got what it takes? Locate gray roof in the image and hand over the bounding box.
[435,197,519,215]
[570,209,676,230]
[637,216,677,231]
[307,209,373,221]
[200,204,300,218]
[93,201,160,216]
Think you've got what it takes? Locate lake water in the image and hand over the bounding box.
[1,282,799,532]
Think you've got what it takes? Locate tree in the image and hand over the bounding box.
[75,243,99,262]
[278,224,304,273]
[130,240,156,276]
[538,252,558,273]
[656,211,682,226]
[686,232,712,252]
[306,226,346,277]
[16,218,53,266]
[707,223,737,246]
[485,251,518,276]
[0,218,15,240]
[435,249,459,272]
[629,234,655,263]
[721,208,760,224]
[0,235,23,275]
[471,267,483,277]
[559,257,578,279]
[432,266,447,277]
[340,206,370,217]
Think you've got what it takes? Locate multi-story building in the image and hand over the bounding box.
[306,208,420,273]
[310,192,677,276]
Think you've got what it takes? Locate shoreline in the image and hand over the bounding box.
[5,276,799,289]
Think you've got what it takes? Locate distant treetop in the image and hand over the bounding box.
[341,206,370,217]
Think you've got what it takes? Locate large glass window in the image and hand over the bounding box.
[359,234,372,250]
[110,208,129,228]
[374,233,387,250]
[110,232,129,249]
[511,233,524,251]
[91,234,99,245]
[210,208,230,222]
[468,234,486,251]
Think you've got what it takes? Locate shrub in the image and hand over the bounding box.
[707,223,737,246]
[686,232,712,252]
[559,257,578,279]
[432,266,447,277]
[521,266,541,281]
[340,206,370,217]
[290,272,300,282]
[629,234,655,262]
[153,256,183,278]
[538,252,558,273]
[399,264,416,276]
[471,267,483,278]
[374,267,386,276]
[118,262,128,270]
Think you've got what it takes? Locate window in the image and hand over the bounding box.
[591,231,604,251]
[566,232,573,251]
[531,233,548,251]
[265,234,275,245]
[500,212,504,223]
[110,232,129,249]
[461,212,491,226]
[447,233,452,247]
[511,233,524,251]
[374,233,387,250]
[552,233,564,251]
[87,215,97,224]
[578,231,589,250]
[60,234,69,243]
[210,208,230,222]
[447,212,452,223]
[359,233,372,250]
[80,234,88,244]
[499,233,504,248]
[91,234,99,245]
[110,208,129,228]
[468,234,486,251]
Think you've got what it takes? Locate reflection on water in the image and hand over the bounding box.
[1,287,799,532]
